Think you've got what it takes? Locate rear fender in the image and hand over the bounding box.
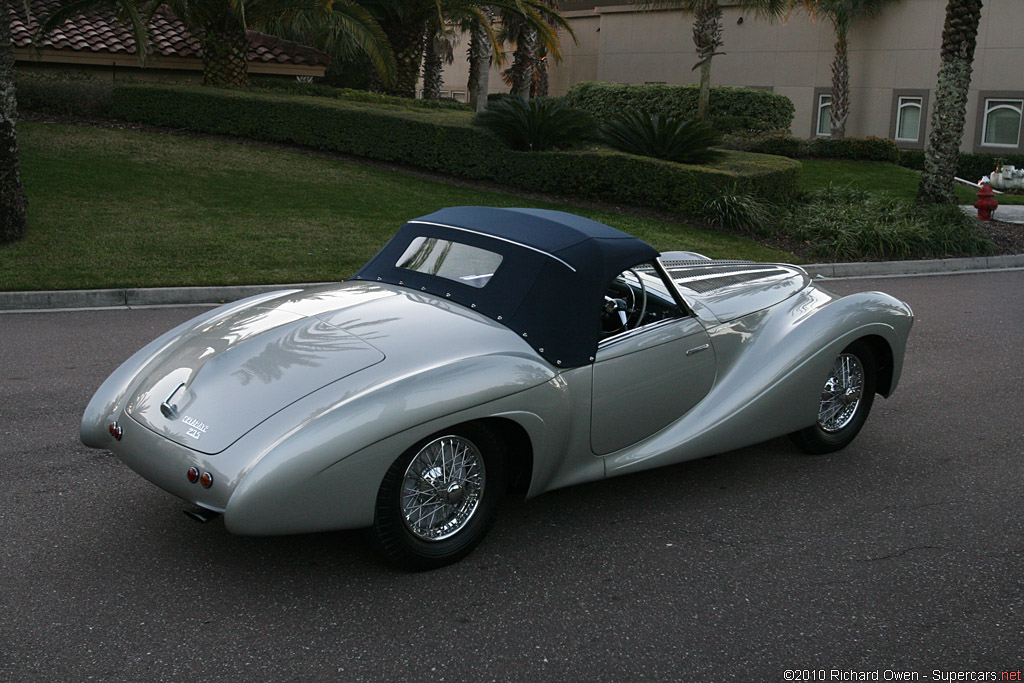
[222,354,566,535]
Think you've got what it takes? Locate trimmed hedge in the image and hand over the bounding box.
[722,132,900,163]
[16,72,115,116]
[564,82,795,133]
[108,84,800,215]
[249,76,471,111]
[900,149,1024,182]
[804,136,900,163]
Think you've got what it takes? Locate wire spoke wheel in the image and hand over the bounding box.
[401,436,485,541]
[373,424,507,570]
[789,341,877,455]
[817,353,864,432]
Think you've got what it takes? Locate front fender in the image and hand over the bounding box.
[606,286,913,476]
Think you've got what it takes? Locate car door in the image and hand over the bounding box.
[591,315,716,456]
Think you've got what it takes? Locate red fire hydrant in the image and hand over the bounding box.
[975,183,998,221]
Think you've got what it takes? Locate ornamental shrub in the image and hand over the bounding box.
[779,185,994,260]
[565,82,795,132]
[603,111,723,164]
[473,97,596,151]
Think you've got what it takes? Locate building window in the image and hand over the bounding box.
[889,90,929,150]
[896,97,923,141]
[982,99,1023,147]
[816,93,832,137]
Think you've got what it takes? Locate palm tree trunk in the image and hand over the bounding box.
[691,0,723,122]
[422,22,444,100]
[382,18,428,98]
[531,53,548,98]
[830,28,850,138]
[0,0,28,244]
[202,23,250,88]
[917,0,984,204]
[469,16,492,112]
[510,28,536,100]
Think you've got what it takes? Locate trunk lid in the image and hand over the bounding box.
[125,305,384,454]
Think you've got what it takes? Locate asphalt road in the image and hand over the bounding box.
[1,271,1022,681]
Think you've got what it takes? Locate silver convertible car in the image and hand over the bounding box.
[82,207,913,569]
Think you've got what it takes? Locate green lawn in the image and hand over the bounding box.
[799,159,1024,205]
[0,123,797,292]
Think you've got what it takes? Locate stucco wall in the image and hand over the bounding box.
[433,0,1024,152]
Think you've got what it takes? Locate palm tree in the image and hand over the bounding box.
[917,0,984,204]
[466,10,494,111]
[794,0,900,139]
[636,0,787,121]
[1,0,28,244]
[421,19,456,98]
[37,0,392,88]
[370,0,568,99]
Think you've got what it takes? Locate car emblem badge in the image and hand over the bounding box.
[182,415,210,441]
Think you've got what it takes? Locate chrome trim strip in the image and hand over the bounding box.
[597,317,681,350]
[407,221,577,272]
[653,258,694,316]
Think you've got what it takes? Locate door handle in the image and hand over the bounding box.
[686,343,710,356]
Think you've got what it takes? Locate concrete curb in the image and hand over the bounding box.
[0,283,329,312]
[2,255,1023,312]
[803,253,1024,279]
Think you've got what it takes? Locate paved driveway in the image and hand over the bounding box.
[1,270,1021,681]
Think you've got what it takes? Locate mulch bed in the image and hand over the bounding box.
[22,111,1024,260]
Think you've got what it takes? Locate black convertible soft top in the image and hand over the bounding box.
[354,206,659,367]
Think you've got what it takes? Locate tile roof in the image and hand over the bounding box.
[10,0,330,67]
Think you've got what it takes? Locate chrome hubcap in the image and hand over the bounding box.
[817,353,864,433]
[401,436,485,541]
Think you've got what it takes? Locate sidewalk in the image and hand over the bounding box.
[3,253,1023,312]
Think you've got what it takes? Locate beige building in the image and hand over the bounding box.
[436,0,1024,154]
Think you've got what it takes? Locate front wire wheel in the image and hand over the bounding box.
[789,341,877,455]
[372,424,507,570]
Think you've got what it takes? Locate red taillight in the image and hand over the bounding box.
[186,467,200,484]
[108,422,123,440]
[200,472,213,488]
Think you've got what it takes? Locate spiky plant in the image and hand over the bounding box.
[700,192,774,232]
[603,111,723,164]
[473,97,596,151]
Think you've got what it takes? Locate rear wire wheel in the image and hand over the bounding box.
[372,423,507,570]
[789,341,877,455]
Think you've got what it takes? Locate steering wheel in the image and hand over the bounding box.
[602,269,648,333]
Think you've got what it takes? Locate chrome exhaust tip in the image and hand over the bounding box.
[183,508,222,524]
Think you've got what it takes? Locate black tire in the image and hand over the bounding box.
[789,340,877,455]
[372,423,507,571]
